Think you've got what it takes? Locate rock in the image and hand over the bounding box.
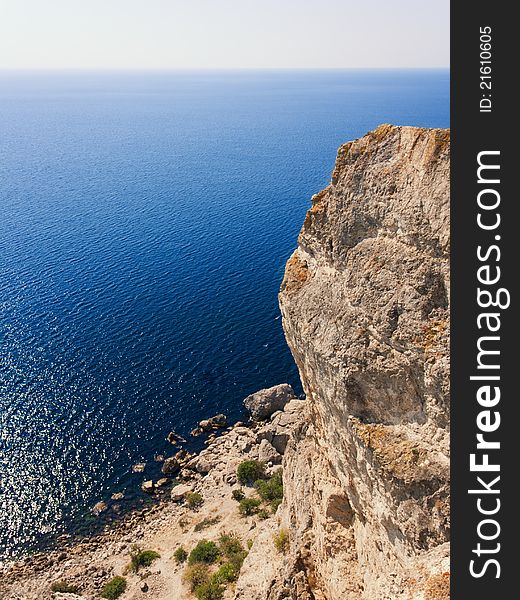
[156,477,170,488]
[141,480,155,494]
[140,581,149,592]
[179,468,195,480]
[257,439,281,464]
[276,125,450,599]
[233,426,251,436]
[171,483,193,502]
[132,462,146,473]
[270,433,290,455]
[225,473,237,485]
[174,449,189,462]
[198,413,228,431]
[282,398,306,415]
[161,456,180,475]
[191,427,204,437]
[111,492,124,501]
[193,456,212,474]
[209,413,227,427]
[243,384,295,421]
[167,430,186,445]
[92,501,108,515]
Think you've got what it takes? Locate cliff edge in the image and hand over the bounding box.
[238,125,450,599]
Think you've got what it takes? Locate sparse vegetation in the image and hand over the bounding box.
[188,539,220,565]
[186,491,204,509]
[214,562,238,583]
[182,534,246,598]
[101,576,127,600]
[195,578,225,600]
[218,533,247,571]
[231,488,245,502]
[273,528,290,553]
[184,563,210,592]
[237,460,265,485]
[174,545,188,564]
[257,508,270,520]
[254,469,283,510]
[194,515,220,532]
[50,581,79,593]
[129,547,161,572]
[238,497,261,516]
[247,539,253,550]
[270,497,283,512]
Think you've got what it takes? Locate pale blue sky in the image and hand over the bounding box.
[0,0,449,69]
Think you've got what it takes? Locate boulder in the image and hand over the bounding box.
[167,430,186,445]
[161,456,180,475]
[171,483,193,502]
[141,480,154,494]
[257,439,282,464]
[194,456,212,474]
[174,449,190,463]
[92,501,108,516]
[199,413,228,431]
[244,384,295,421]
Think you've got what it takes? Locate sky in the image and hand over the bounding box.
[0,0,449,70]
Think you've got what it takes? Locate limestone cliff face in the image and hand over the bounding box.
[238,125,450,600]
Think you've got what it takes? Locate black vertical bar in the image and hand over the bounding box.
[451,2,514,597]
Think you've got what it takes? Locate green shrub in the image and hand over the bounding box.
[183,563,210,592]
[247,539,253,550]
[237,460,265,485]
[257,508,270,520]
[219,533,243,557]
[188,539,220,565]
[218,533,247,571]
[186,491,204,509]
[129,547,161,572]
[101,576,127,600]
[50,581,79,593]
[273,529,290,553]
[174,545,188,563]
[214,562,238,583]
[270,497,282,512]
[238,497,261,516]
[195,578,225,600]
[231,488,245,502]
[254,469,283,505]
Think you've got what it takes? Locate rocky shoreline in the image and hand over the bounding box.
[0,384,305,600]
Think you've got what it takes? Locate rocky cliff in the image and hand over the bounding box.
[238,125,450,599]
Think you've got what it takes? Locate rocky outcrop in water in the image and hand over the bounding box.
[237,125,450,599]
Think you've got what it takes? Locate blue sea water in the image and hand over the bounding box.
[0,69,449,558]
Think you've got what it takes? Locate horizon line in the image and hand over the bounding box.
[0,66,450,73]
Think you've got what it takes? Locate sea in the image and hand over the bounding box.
[0,69,449,559]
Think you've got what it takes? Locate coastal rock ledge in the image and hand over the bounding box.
[0,125,450,600]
